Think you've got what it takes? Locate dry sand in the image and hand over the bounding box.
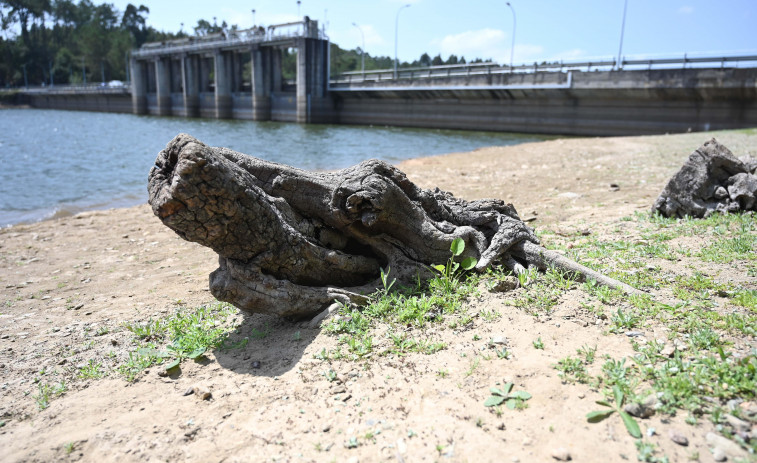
[0,129,755,462]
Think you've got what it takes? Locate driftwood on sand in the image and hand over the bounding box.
[653,138,757,218]
[148,133,639,319]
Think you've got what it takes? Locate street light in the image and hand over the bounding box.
[297,1,301,17]
[352,22,365,75]
[251,9,256,26]
[394,3,410,79]
[616,0,628,69]
[506,2,516,71]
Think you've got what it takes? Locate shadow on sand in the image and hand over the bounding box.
[212,311,324,378]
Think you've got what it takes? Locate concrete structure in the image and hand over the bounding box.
[329,66,757,136]
[17,53,757,136]
[128,17,332,123]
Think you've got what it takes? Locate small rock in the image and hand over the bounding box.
[668,429,689,446]
[724,414,751,433]
[489,336,508,345]
[625,331,644,337]
[660,344,676,357]
[73,303,83,310]
[322,424,331,432]
[714,186,729,199]
[193,384,212,400]
[491,276,519,293]
[551,447,572,461]
[739,401,757,418]
[712,447,727,462]
[183,387,194,396]
[609,183,620,191]
[707,432,747,460]
[624,395,656,418]
[251,361,261,369]
[331,385,347,395]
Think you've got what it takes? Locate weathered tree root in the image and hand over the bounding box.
[148,133,641,319]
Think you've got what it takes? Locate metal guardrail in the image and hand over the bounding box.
[331,54,757,84]
[20,82,131,95]
[132,22,322,59]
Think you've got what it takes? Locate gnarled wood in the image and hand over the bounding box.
[148,133,638,319]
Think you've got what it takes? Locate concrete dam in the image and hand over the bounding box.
[19,18,757,136]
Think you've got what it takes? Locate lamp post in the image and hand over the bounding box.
[251,9,256,26]
[394,3,410,79]
[352,22,365,76]
[297,1,301,17]
[616,0,628,70]
[506,2,516,71]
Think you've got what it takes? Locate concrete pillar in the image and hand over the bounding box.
[130,57,147,115]
[295,37,329,123]
[251,46,271,121]
[182,54,199,117]
[214,51,232,119]
[295,38,309,123]
[155,57,171,116]
[271,48,282,93]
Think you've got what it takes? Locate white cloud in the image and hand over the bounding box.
[330,23,385,54]
[677,5,694,14]
[437,28,508,61]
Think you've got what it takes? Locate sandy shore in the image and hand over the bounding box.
[0,128,755,462]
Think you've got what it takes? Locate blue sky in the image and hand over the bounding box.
[110,0,756,64]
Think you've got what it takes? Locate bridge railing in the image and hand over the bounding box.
[20,82,131,94]
[132,21,323,59]
[331,54,757,84]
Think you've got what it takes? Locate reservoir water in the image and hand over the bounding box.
[0,108,552,227]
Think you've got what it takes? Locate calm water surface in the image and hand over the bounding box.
[0,109,552,227]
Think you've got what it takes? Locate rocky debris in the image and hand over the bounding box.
[712,447,727,462]
[551,447,572,461]
[668,429,689,446]
[653,139,757,218]
[623,395,657,418]
[491,276,519,292]
[706,432,748,461]
[724,414,752,434]
[188,384,212,400]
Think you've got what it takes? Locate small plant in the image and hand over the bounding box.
[324,369,337,382]
[379,266,396,293]
[533,337,545,350]
[64,442,75,454]
[577,344,597,364]
[586,385,641,438]
[465,357,480,376]
[437,369,448,378]
[432,237,478,293]
[78,359,105,379]
[484,382,532,409]
[555,356,591,384]
[636,440,670,463]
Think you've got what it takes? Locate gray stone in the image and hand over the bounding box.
[623,395,657,418]
[714,186,729,199]
[706,432,748,460]
[668,429,689,446]
[491,276,519,293]
[724,414,752,433]
[712,447,727,462]
[551,447,572,461]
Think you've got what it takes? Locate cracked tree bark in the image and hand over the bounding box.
[148,133,640,319]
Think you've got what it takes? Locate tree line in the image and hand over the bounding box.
[0,0,491,88]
